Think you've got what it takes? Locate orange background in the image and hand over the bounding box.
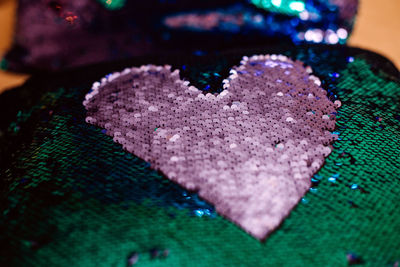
[0,0,399,93]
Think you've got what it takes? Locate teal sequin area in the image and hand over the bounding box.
[0,58,8,70]
[1,46,400,266]
[251,0,306,16]
[97,0,126,10]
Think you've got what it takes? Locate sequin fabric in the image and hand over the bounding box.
[1,46,399,266]
[3,0,155,71]
[83,55,339,239]
[163,0,358,44]
[3,0,358,72]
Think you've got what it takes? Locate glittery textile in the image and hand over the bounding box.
[163,0,358,44]
[83,55,339,239]
[1,45,400,266]
[3,0,156,72]
[3,0,358,72]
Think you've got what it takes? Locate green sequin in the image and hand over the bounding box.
[97,0,126,10]
[251,0,306,16]
[0,58,8,70]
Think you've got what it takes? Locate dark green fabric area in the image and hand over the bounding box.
[1,45,400,266]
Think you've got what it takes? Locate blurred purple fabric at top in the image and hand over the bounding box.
[3,0,358,72]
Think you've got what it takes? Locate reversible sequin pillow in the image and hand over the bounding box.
[2,0,358,72]
[1,45,399,266]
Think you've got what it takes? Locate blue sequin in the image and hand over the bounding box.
[351,184,358,190]
[328,177,336,183]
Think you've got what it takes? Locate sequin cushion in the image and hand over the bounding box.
[2,0,358,72]
[83,55,340,239]
[1,45,399,266]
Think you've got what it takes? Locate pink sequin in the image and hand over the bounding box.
[83,55,339,239]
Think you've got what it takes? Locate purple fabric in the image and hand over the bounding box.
[5,0,155,71]
[4,0,359,72]
[83,55,340,239]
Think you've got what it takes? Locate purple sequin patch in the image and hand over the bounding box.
[83,55,340,239]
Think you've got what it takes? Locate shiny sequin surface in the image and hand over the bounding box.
[163,0,358,45]
[97,0,126,10]
[3,0,358,72]
[3,0,157,71]
[1,46,400,266]
[83,55,339,239]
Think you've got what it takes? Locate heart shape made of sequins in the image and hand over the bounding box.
[83,54,340,240]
